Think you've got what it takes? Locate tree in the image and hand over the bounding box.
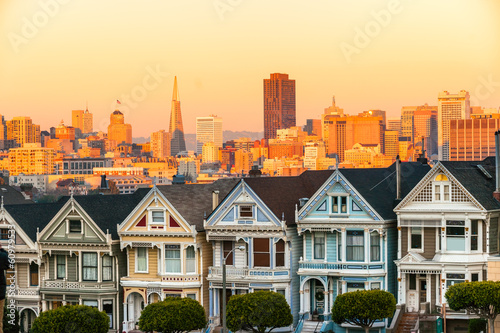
[331,289,396,333]
[445,281,500,333]
[226,291,293,333]
[3,303,20,333]
[31,305,109,333]
[138,297,206,333]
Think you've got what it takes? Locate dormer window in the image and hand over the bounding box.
[434,174,450,202]
[69,220,82,233]
[239,205,253,218]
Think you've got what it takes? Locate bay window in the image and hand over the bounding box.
[370,232,380,261]
[186,246,195,273]
[83,253,98,281]
[165,245,181,273]
[223,241,233,265]
[254,238,270,267]
[136,247,148,273]
[57,255,66,279]
[102,255,112,281]
[275,239,285,267]
[314,233,325,260]
[446,221,465,251]
[470,220,478,251]
[410,227,422,250]
[446,273,465,288]
[346,230,364,261]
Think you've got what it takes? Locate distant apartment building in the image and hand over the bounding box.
[94,167,146,176]
[178,156,200,182]
[196,115,222,155]
[387,117,401,133]
[438,90,471,160]
[322,114,384,162]
[72,108,93,135]
[56,158,111,175]
[234,149,253,174]
[150,130,171,159]
[107,110,132,145]
[384,130,399,160]
[449,118,500,161]
[304,119,322,138]
[55,121,76,141]
[268,140,303,159]
[303,141,326,170]
[276,126,307,142]
[8,143,56,175]
[201,142,220,163]
[264,73,296,139]
[6,116,41,147]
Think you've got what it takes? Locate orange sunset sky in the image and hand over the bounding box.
[1,0,499,137]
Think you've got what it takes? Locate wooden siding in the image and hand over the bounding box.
[430,274,436,309]
[490,217,498,253]
[67,255,77,282]
[422,228,436,259]
[48,256,55,279]
[17,263,28,288]
[289,226,302,327]
[401,228,408,255]
[128,247,158,279]
[198,231,212,315]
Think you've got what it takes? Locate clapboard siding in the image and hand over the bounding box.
[423,228,436,259]
[17,263,28,288]
[67,255,77,282]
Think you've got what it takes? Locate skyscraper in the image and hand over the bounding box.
[196,115,223,155]
[107,110,132,144]
[150,130,171,159]
[169,76,186,156]
[263,73,296,140]
[438,90,470,160]
[6,116,41,147]
[72,106,93,135]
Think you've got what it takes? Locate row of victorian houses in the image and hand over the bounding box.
[2,155,500,333]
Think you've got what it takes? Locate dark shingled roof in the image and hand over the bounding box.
[5,189,150,241]
[441,157,500,210]
[340,162,431,220]
[243,162,430,223]
[0,185,34,205]
[243,171,334,225]
[157,178,240,231]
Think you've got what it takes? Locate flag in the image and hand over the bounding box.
[116,100,121,104]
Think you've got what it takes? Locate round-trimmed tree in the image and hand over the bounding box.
[331,289,396,333]
[445,281,500,333]
[226,290,293,333]
[138,297,206,333]
[31,304,109,333]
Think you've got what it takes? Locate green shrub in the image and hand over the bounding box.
[3,302,20,333]
[139,297,206,333]
[468,318,487,333]
[31,305,109,333]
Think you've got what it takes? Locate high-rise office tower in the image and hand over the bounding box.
[413,107,438,156]
[196,115,223,155]
[449,117,500,161]
[387,118,401,134]
[169,76,186,156]
[264,73,296,140]
[72,106,93,135]
[6,116,41,147]
[438,90,470,160]
[150,130,171,159]
[107,110,132,144]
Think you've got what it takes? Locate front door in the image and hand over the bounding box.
[419,279,427,304]
[407,274,418,312]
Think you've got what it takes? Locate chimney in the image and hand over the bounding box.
[212,190,220,210]
[396,155,401,200]
[494,131,500,201]
[100,174,107,189]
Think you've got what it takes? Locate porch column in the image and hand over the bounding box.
[323,291,329,315]
[400,274,406,304]
[299,290,304,313]
[42,301,47,312]
[123,300,128,323]
[426,274,431,303]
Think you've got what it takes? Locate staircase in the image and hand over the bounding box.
[301,321,322,333]
[395,313,418,333]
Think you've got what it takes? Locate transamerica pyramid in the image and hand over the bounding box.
[169,76,186,156]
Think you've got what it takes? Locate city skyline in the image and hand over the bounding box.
[1,1,499,137]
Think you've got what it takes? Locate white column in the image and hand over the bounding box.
[42,301,47,312]
[299,290,304,313]
[323,290,329,315]
[364,228,369,262]
[397,226,402,259]
[341,228,346,263]
[97,251,102,283]
[400,274,406,304]
[426,274,431,303]
[78,251,82,282]
[465,216,471,254]
[441,217,446,252]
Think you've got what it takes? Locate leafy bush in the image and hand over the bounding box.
[31,305,109,333]
[332,289,396,333]
[227,291,293,333]
[3,303,20,333]
[138,297,206,333]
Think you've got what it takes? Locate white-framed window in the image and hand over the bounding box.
[83,300,98,308]
[446,273,465,288]
[69,220,82,233]
[103,299,114,329]
[446,221,465,252]
[314,232,325,260]
[165,245,181,273]
[150,210,165,224]
[471,272,480,282]
[410,227,423,251]
[470,220,479,251]
[346,282,365,292]
[186,246,196,273]
[346,230,364,261]
[370,232,380,261]
[57,255,66,279]
[82,253,98,281]
[337,232,342,261]
[186,293,197,300]
[370,282,381,290]
[239,205,253,218]
[275,239,285,267]
[433,174,451,202]
[102,255,113,281]
[331,196,348,214]
[136,247,148,273]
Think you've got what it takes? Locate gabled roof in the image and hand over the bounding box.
[5,189,150,241]
[156,178,240,231]
[242,171,334,225]
[440,157,500,211]
[339,162,431,220]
